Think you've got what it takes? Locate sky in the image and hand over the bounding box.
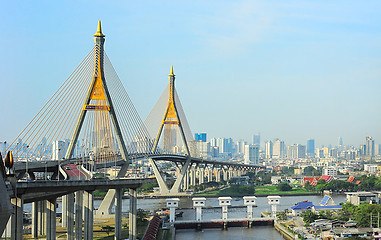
[1,0,380,147]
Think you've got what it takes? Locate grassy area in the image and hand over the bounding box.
[255,185,312,195]
[196,190,221,196]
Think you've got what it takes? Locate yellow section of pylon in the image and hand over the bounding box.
[94,20,105,37]
[162,65,179,124]
[168,65,175,76]
[90,76,106,100]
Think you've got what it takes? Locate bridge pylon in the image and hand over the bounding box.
[150,66,194,194]
[64,20,129,166]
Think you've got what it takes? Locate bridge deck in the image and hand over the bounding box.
[14,178,154,203]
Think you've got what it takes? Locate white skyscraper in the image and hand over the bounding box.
[52,140,65,160]
[366,136,375,157]
[252,134,260,147]
[236,140,246,154]
[244,144,259,165]
[265,140,273,159]
[273,139,285,159]
[210,138,217,147]
[196,141,210,159]
[287,144,306,159]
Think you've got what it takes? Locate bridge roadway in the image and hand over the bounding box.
[14,153,262,178]
[14,178,154,203]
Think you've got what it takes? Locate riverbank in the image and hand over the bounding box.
[274,220,300,240]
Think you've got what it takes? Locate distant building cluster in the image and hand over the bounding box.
[191,133,381,175]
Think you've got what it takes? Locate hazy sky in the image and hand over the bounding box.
[1,1,380,147]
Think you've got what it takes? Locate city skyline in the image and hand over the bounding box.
[1,1,380,146]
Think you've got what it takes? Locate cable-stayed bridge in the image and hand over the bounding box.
[1,21,262,240]
[6,21,261,196]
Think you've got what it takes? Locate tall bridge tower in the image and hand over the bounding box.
[149,66,194,194]
[65,21,129,166]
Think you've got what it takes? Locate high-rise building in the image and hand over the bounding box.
[252,134,260,147]
[360,145,366,156]
[376,144,381,156]
[306,139,315,156]
[265,140,273,159]
[196,141,210,159]
[210,138,217,147]
[52,140,66,160]
[366,136,375,157]
[244,144,259,165]
[195,133,207,142]
[213,138,233,154]
[287,144,306,159]
[272,139,285,159]
[315,148,324,158]
[236,140,246,154]
[338,136,343,147]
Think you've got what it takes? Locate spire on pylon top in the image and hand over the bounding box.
[94,20,105,37]
[168,65,175,76]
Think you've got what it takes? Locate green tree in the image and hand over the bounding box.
[301,210,319,225]
[277,182,292,191]
[338,202,357,221]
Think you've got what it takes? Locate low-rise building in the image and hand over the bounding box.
[345,192,378,205]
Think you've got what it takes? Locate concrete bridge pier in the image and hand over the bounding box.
[83,191,94,240]
[31,201,38,238]
[66,194,75,240]
[10,196,23,240]
[46,198,57,240]
[183,171,189,190]
[207,168,213,182]
[223,169,228,181]
[215,169,221,182]
[38,200,47,236]
[62,195,68,227]
[75,191,83,240]
[115,188,122,240]
[233,169,238,177]
[129,188,137,240]
[198,168,204,184]
[228,169,233,180]
[190,169,196,186]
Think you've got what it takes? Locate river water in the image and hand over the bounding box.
[24,194,346,239]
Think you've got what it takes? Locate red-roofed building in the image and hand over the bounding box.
[347,176,355,183]
[303,177,320,186]
[320,175,333,183]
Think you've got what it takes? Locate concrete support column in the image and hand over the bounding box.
[66,193,75,240]
[199,169,204,184]
[83,191,94,240]
[46,198,56,240]
[32,201,39,238]
[11,197,23,240]
[184,171,189,190]
[62,195,68,227]
[38,200,47,236]
[207,169,212,182]
[129,188,137,240]
[216,169,221,182]
[190,169,196,186]
[223,169,228,181]
[228,169,233,180]
[115,188,122,240]
[75,191,83,240]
